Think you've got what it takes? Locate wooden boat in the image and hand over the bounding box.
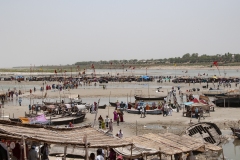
[9,118,21,122]
[49,114,86,125]
[235,132,240,139]
[213,97,240,107]
[126,109,162,115]
[9,114,86,126]
[98,104,106,109]
[185,122,222,145]
[43,101,61,105]
[109,102,126,108]
[230,127,240,136]
[202,90,226,97]
[134,95,166,100]
[109,102,117,107]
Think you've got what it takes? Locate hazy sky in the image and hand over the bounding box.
[1,1,240,68]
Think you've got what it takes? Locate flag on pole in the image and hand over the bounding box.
[213,61,221,75]
[213,61,218,67]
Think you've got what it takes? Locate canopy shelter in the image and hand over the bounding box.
[114,132,222,158]
[0,120,132,149]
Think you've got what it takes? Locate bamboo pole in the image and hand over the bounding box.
[136,120,137,136]
[159,147,162,160]
[222,148,225,160]
[63,145,67,160]
[22,136,27,160]
[38,144,41,159]
[130,144,133,159]
[107,146,109,159]
[85,135,89,160]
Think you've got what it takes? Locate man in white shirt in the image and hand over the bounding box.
[105,116,109,128]
[118,129,123,138]
[95,149,104,160]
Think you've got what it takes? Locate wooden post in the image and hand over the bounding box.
[22,136,27,160]
[85,143,89,160]
[136,120,137,136]
[107,146,109,159]
[222,148,225,160]
[104,148,106,159]
[130,144,133,159]
[63,145,67,160]
[159,147,162,160]
[38,144,41,159]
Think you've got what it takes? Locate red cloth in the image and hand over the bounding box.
[191,98,199,103]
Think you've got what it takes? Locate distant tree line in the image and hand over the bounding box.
[75,52,240,67]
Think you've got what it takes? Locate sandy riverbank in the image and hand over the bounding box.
[1,80,240,130]
[1,80,239,159]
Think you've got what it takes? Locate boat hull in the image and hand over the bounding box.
[134,95,166,101]
[230,127,240,136]
[9,114,86,126]
[213,97,240,107]
[126,109,162,115]
[98,105,106,109]
[109,102,117,107]
[235,132,240,139]
[49,114,86,125]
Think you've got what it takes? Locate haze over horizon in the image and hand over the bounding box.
[1,1,240,68]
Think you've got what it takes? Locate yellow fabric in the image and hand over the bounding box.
[19,117,30,124]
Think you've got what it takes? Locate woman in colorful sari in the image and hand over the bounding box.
[119,111,124,122]
[113,110,118,121]
[146,103,150,110]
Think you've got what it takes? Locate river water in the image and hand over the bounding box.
[1,68,239,77]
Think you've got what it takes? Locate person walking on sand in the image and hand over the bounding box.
[198,108,205,122]
[105,116,109,128]
[113,110,118,121]
[168,105,173,116]
[116,114,120,126]
[195,107,199,119]
[18,97,22,106]
[109,119,113,132]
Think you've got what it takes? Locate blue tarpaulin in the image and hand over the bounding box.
[16,76,24,79]
[184,102,194,106]
[141,75,150,80]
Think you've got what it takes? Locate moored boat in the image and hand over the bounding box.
[134,95,166,100]
[235,132,240,139]
[98,104,106,109]
[126,109,162,115]
[49,114,86,125]
[202,90,226,97]
[9,114,86,126]
[213,97,240,107]
[109,102,117,107]
[230,127,240,136]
